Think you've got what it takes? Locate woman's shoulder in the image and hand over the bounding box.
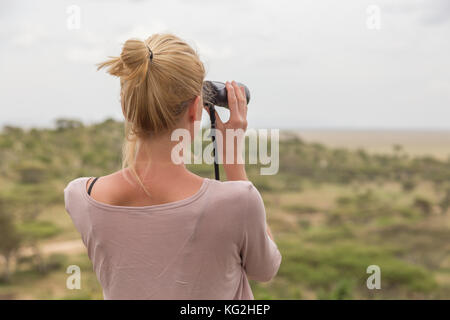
[204,180,266,233]
[208,178,254,193]
[64,171,123,200]
[64,176,91,197]
[64,176,90,195]
[63,176,92,217]
[207,179,263,209]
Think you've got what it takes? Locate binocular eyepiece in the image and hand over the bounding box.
[202,81,250,109]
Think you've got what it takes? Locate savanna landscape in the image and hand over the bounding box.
[0,119,449,299]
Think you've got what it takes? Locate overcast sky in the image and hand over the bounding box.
[1,0,449,129]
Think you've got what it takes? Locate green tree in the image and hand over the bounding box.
[55,118,83,131]
[0,199,22,281]
[439,186,450,215]
[18,221,60,273]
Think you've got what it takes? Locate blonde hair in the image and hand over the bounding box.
[97,33,205,194]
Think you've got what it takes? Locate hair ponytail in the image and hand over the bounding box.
[97,39,150,83]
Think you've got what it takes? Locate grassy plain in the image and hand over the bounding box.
[1,120,449,299]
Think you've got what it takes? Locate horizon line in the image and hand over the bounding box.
[1,118,450,132]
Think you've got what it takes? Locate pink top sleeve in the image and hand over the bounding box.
[240,184,282,282]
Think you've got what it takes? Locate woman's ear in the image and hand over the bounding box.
[187,96,201,123]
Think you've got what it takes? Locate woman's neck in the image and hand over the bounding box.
[133,135,191,180]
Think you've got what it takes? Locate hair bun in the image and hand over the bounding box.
[120,39,150,83]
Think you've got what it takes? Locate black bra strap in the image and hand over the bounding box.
[87,177,99,196]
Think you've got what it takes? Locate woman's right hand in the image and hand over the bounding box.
[218,80,248,133]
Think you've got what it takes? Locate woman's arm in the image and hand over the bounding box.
[224,164,274,241]
[212,81,275,241]
[223,163,247,181]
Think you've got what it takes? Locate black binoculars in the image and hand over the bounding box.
[202,81,250,108]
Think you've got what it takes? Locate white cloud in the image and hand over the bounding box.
[65,46,106,63]
[115,21,169,44]
[10,22,48,47]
